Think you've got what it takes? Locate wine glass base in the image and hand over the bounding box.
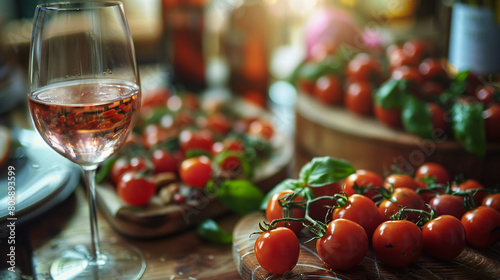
[34,243,145,280]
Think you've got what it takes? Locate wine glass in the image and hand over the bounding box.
[28,2,144,279]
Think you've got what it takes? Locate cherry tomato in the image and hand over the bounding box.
[452,179,487,206]
[391,66,423,85]
[418,58,450,85]
[403,39,429,62]
[248,119,274,140]
[151,149,179,173]
[142,124,170,149]
[428,194,467,219]
[414,162,450,185]
[481,193,500,213]
[422,215,466,260]
[179,156,213,188]
[475,85,498,106]
[206,112,232,135]
[314,75,343,105]
[372,220,423,267]
[212,139,245,175]
[346,53,383,84]
[461,206,500,248]
[141,88,170,109]
[117,171,156,206]
[266,190,305,233]
[383,174,420,191]
[179,129,215,154]
[344,81,374,116]
[388,47,418,69]
[483,104,500,142]
[378,187,425,222]
[421,81,445,98]
[316,219,368,271]
[428,103,448,134]
[242,91,267,108]
[343,169,384,199]
[254,227,300,275]
[374,105,402,128]
[111,158,134,184]
[332,194,382,238]
[130,156,149,172]
[309,182,343,221]
[297,78,316,95]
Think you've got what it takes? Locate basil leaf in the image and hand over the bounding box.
[374,79,409,109]
[196,219,232,244]
[451,102,486,156]
[96,156,116,184]
[217,180,263,215]
[260,179,304,210]
[402,96,433,139]
[299,157,356,187]
[152,137,180,154]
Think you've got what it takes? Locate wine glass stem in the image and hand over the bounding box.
[82,168,101,262]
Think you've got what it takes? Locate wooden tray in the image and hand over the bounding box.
[96,132,293,239]
[295,94,500,187]
[233,212,500,280]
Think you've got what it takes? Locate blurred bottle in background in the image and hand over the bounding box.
[161,0,208,92]
[221,0,270,105]
[447,0,500,78]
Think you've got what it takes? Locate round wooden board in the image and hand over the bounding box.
[233,212,500,280]
[295,94,500,187]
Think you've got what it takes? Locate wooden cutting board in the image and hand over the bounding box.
[233,212,500,280]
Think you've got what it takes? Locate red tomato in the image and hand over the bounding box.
[482,193,500,213]
[388,47,419,69]
[242,91,267,108]
[130,156,149,172]
[308,182,343,221]
[372,220,423,267]
[475,85,498,106]
[383,174,420,191]
[266,190,305,233]
[418,58,450,84]
[414,162,450,185]
[141,88,170,109]
[344,81,374,116]
[461,206,500,248]
[248,119,274,140]
[206,113,231,135]
[343,169,384,199]
[428,103,448,134]
[179,156,213,188]
[452,179,487,206]
[403,39,429,62]
[391,66,424,85]
[428,194,467,219]
[374,105,402,128]
[421,81,445,98]
[346,53,383,84]
[179,129,215,154]
[316,219,368,270]
[483,104,500,142]
[332,194,382,238]
[111,158,134,184]
[254,227,299,275]
[314,75,343,105]
[142,124,170,149]
[151,149,179,173]
[212,139,245,175]
[378,187,425,222]
[422,215,466,260]
[117,171,156,206]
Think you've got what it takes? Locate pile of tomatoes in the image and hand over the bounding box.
[255,159,500,274]
[294,40,500,155]
[97,89,275,207]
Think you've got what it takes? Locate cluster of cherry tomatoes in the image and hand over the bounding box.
[295,39,500,145]
[255,160,500,274]
[98,89,275,207]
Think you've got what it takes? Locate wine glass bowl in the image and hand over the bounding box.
[28,2,145,279]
